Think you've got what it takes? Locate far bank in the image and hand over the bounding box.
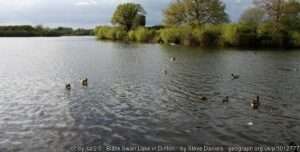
[0,25,94,37]
[95,24,300,49]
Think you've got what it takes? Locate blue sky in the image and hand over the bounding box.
[0,0,253,28]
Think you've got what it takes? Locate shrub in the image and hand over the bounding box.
[291,32,300,47]
[134,27,155,42]
[180,25,197,46]
[153,30,162,43]
[114,28,128,40]
[221,24,239,46]
[128,30,136,41]
[257,23,290,48]
[127,27,157,42]
[193,25,222,47]
[159,27,182,44]
[96,26,127,41]
[235,24,257,47]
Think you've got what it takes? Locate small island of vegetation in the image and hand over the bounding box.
[0,25,93,37]
[95,0,300,49]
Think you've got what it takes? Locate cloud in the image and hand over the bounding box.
[74,0,97,6]
[0,0,253,28]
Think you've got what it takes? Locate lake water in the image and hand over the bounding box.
[0,36,300,151]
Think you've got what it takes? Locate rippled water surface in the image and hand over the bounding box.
[0,37,300,151]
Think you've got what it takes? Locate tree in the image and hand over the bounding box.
[133,14,146,28]
[111,3,146,31]
[254,0,300,30]
[239,7,266,26]
[280,0,300,31]
[163,0,229,26]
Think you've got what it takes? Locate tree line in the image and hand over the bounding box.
[0,25,94,37]
[96,0,300,48]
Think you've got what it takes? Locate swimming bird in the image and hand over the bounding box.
[222,96,229,103]
[231,73,240,80]
[247,122,254,126]
[251,96,260,109]
[201,96,208,101]
[81,78,88,86]
[170,57,176,62]
[65,84,71,90]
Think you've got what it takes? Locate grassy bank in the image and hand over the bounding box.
[0,26,94,37]
[95,24,300,49]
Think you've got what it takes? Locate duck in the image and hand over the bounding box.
[222,96,229,103]
[251,96,260,109]
[65,83,71,90]
[170,57,176,62]
[200,96,208,101]
[231,73,240,80]
[81,78,88,86]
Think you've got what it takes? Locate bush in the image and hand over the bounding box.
[159,27,182,44]
[127,27,157,42]
[257,23,290,48]
[133,27,155,42]
[221,24,239,46]
[94,24,300,48]
[96,26,127,41]
[234,24,257,47]
[114,28,128,40]
[180,25,197,46]
[193,25,222,47]
[128,30,136,41]
[153,30,162,43]
[292,32,300,47]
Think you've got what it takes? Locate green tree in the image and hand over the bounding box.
[111,3,146,31]
[280,0,300,31]
[163,0,229,26]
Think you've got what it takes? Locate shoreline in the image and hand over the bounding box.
[95,25,300,50]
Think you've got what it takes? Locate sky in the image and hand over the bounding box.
[0,0,253,28]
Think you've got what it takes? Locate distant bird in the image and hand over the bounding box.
[170,57,176,62]
[81,78,88,86]
[163,70,168,75]
[222,96,229,103]
[201,96,208,101]
[251,96,260,109]
[65,84,71,90]
[231,73,240,80]
[170,43,176,46]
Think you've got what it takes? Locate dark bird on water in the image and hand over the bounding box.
[223,96,229,103]
[170,57,176,62]
[251,96,260,109]
[81,78,88,86]
[231,73,240,80]
[201,96,208,101]
[65,84,71,90]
